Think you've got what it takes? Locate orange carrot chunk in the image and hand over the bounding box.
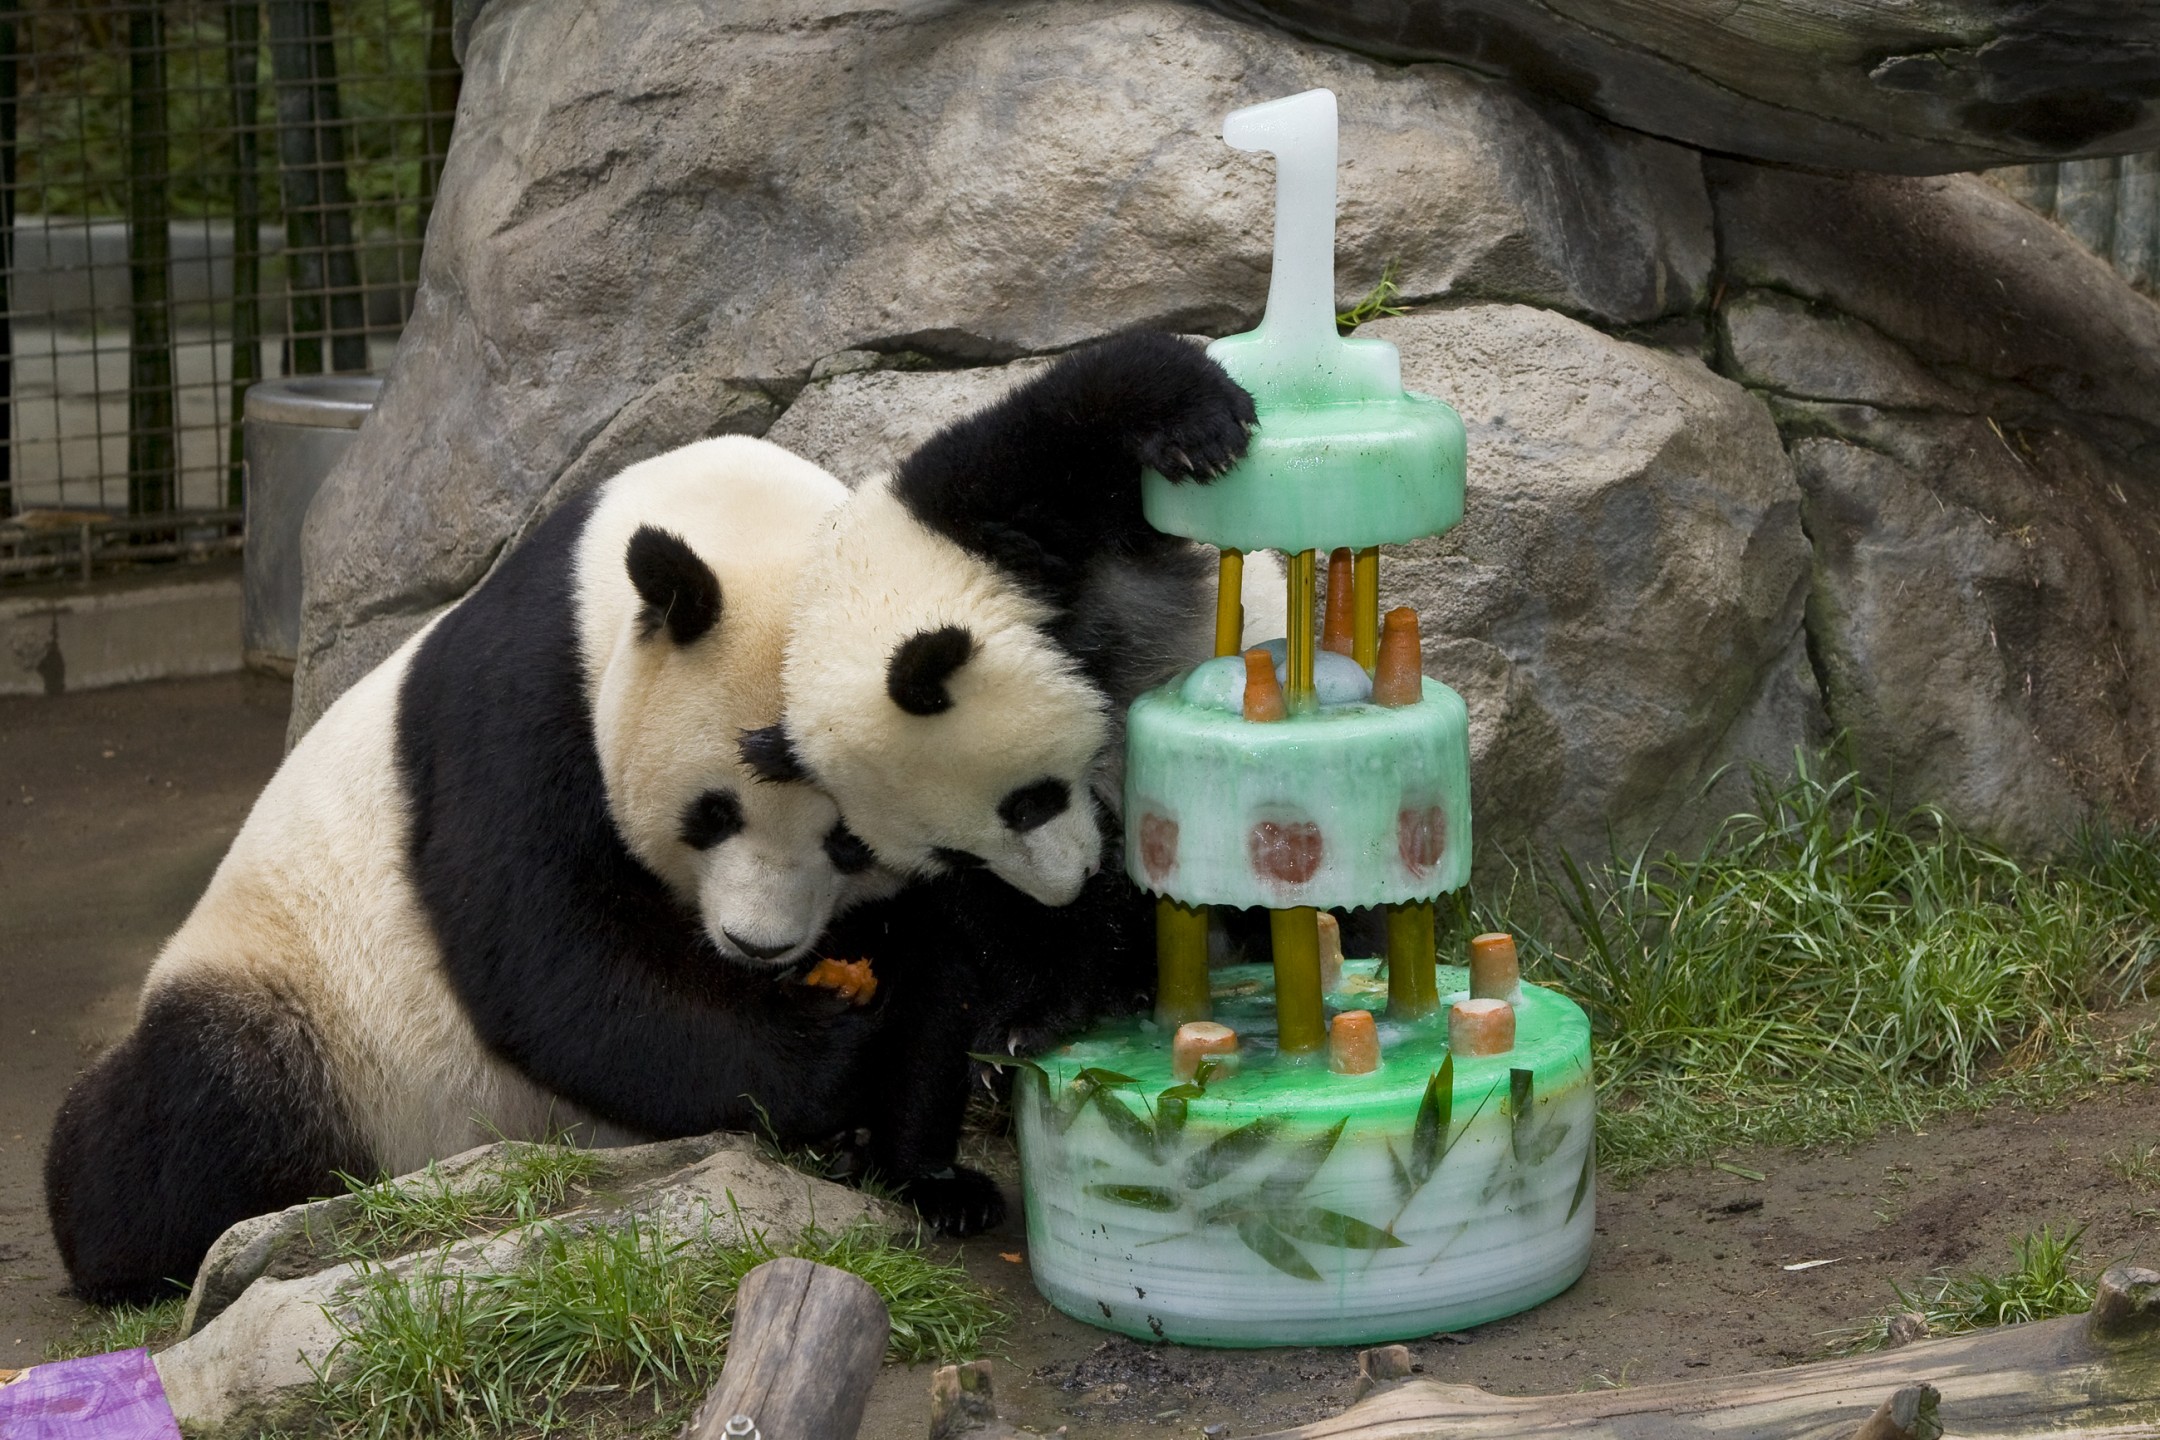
[1469,931,1520,1004]
[803,957,878,1006]
[1372,607,1424,707]
[1329,1009,1380,1074]
[1243,648,1288,722]
[1322,547,1356,656]
[1449,997,1515,1057]
[1173,1021,1240,1081]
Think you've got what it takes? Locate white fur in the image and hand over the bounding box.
[576,437,897,963]
[783,478,1283,907]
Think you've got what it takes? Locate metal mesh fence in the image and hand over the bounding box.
[1,0,455,582]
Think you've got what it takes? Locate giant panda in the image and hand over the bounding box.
[770,333,1278,1229]
[45,437,898,1305]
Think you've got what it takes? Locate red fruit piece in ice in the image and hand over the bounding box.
[1139,812,1179,884]
[1249,819,1323,885]
[1399,804,1447,876]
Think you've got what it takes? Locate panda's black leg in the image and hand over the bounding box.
[861,974,1006,1238]
[45,977,372,1306]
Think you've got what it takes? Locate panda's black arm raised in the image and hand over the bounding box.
[891,332,1254,601]
[396,493,871,1143]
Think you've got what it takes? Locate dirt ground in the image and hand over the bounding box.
[4,674,2159,1437]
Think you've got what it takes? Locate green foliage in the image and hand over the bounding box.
[17,0,448,234]
[1832,1226,2094,1352]
[332,1139,603,1259]
[1335,263,1406,332]
[1448,754,2160,1180]
[316,1219,1001,1439]
[2106,1140,2160,1187]
[45,1294,188,1361]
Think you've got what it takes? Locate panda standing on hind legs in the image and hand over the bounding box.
[776,332,1280,1231]
[44,437,899,1305]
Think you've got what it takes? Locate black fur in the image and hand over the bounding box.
[45,976,372,1305]
[823,822,877,875]
[886,626,975,716]
[397,489,876,1142]
[823,820,1156,1235]
[680,789,746,850]
[626,525,722,645]
[738,723,807,783]
[929,846,985,874]
[997,777,1071,834]
[891,331,1253,609]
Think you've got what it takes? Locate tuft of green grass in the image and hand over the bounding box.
[332,1139,603,1259]
[315,1219,1000,1439]
[45,1294,188,1361]
[1830,1226,2094,1351]
[1336,263,1407,332]
[2107,1140,2160,1187]
[1445,754,2160,1180]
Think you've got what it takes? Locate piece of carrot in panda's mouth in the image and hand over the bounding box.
[803,956,878,1005]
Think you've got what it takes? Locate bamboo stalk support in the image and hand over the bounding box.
[1386,902,1439,1018]
[1215,548,1244,657]
[1271,906,1327,1054]
[1286,549,1316,710]
[1353,546,1380,670]
[1155,897,1212,1027]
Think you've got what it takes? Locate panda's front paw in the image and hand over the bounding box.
[896,1166,1006,1238]
[1135,362,1257,484]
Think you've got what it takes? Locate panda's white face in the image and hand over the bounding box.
[576,438,902,968]
[783,483,1113,906]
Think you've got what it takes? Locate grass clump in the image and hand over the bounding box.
[2107,1141,2160,1187]
[44,1294,187,1361]
[1453,755,2160,1179]
[316,1220,999,1438]
[1832,1226,2094,1351]
[333,1139,603,1259]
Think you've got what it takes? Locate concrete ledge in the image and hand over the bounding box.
[1,563,243,696]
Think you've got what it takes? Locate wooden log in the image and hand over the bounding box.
[1248,1264,2160,1439]
[680,1258,888,1440]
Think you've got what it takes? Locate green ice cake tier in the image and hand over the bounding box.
[1015,961,1596,1347]
[1124,673,1471,910]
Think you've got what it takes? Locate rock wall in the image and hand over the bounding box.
[298,0,2160,863]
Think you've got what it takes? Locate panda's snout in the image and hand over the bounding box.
[722,929,799,962]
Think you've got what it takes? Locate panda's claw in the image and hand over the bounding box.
[898,1166,1006,1238]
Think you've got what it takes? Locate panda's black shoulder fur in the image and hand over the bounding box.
[395,490,872,1143]
[891,332,1253,607]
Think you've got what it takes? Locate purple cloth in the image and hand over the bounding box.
[0,1349,182,1439]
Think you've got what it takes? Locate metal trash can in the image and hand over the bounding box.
[242,375,382,674]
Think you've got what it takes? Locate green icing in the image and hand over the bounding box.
[1125,675,1471,910]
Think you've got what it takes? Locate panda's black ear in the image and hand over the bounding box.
[738,723,808,783]
[887,625,976,715]
[626,526,722,645]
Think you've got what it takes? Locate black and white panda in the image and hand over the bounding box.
[773,333,1280,1228]
[45,437,897,1304]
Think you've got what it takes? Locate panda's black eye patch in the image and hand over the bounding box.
[738,724,807,784]
[997,777,1071,834]
[823,822,876,875]
[887,625,976,716]
[679,789,746,850]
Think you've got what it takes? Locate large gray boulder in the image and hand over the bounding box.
[1204,0,2160,175]
[1709,163,2160,849]
[293,0,1711,734]
[1365,305,1816,860]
